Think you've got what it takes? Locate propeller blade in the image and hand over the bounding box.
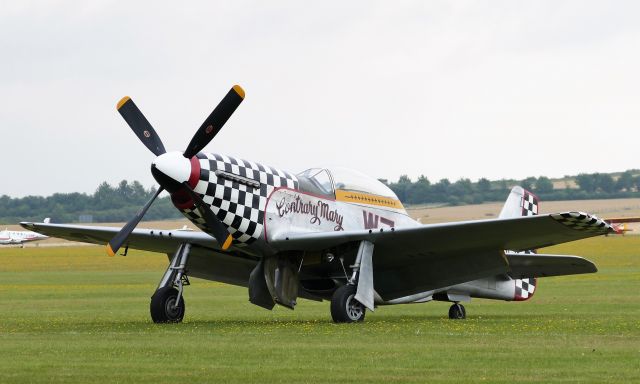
[182,182,233,250]
[106,187,164,256]
[117,96,167,156]
[183,85,245,158]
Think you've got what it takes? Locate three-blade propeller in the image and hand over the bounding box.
[106,85,245,256]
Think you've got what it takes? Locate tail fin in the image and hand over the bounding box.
[499,186,539,219]
[500,186,539,301]
[43,218,51,224]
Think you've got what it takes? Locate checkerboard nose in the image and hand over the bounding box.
[152,151,192,185]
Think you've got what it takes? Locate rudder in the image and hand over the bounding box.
[499,186,539,219]
[500,186,539,301]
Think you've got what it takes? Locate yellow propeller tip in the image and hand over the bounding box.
[222,235,233,250]
[232,85,245,99]
[106,244,115,257]
[116,96,131,110]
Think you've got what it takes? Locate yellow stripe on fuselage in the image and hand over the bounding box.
[335,190,404,210]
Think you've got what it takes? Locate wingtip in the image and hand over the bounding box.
[116,96,131,110]
[106,243,115,257]
[20,222,34,229]
[232,85,245,99]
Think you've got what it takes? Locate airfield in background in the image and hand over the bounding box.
[5,197,640,248]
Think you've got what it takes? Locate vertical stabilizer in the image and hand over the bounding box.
[500,186,539,301]
[499,186,539,219]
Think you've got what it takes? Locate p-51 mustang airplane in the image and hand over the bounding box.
[1,218,50,246]
[22,85,613,323]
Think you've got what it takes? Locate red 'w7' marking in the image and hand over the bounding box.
[362,211,394,229]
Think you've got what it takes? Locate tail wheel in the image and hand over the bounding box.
[150,287,185,323]
[448,303,466,320]
[331,285,366,323]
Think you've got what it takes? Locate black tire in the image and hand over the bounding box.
[330,285,366,323]
[150,287,185,323]
[448,303,466,320]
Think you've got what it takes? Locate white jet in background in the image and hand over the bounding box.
[1,218,50,246]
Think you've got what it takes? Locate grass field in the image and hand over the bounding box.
[0,237,638,383]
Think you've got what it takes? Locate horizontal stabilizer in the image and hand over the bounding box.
[506,252,597,278]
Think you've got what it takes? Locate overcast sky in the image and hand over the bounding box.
[2,1,640,197]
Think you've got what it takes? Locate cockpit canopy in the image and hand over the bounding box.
[297,168,334,197]
[296,167,403,211]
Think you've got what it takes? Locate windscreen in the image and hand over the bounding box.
[328,167,398,199]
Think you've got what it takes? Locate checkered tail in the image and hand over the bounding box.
[521,190,539,216]
[514,278,537,301]
[499,187,540,300]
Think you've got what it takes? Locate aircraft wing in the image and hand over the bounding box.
[19,222,222,254]
[20,222,268,291]
[271,212,613,300]
[506,252,597,278]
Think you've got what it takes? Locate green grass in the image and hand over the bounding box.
[0,238,639,383]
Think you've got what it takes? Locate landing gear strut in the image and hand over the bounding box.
[448,302,466,320]
[150,243,191,323]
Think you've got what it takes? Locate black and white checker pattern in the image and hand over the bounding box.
[179,153,298,244]
[521,190,539,216]
[551,212,613,233]
[507,190,539,255]
[515,278,536,301]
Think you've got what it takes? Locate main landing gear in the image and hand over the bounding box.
[448,302,466,319]
[151,286,185,323]
[150,243,191,323]
[331,285,366,323]
[330,241,375,323]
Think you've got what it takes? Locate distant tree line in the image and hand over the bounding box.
[384,170,640,206]
[2,170,640,224]
[0,180,181,224]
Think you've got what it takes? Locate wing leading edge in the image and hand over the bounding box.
[19,222,221,254]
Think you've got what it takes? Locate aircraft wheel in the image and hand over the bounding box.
[331,285,366,323]
[448,303,466,320]
[150,286,185,323]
